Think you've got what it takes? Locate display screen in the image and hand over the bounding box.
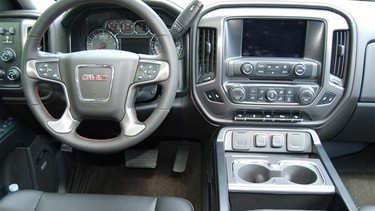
[242,20,306,58]
[121,38,150,54]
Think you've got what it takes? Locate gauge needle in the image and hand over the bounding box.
[97,43,106,49]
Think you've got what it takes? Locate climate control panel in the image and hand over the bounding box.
[226,83,319,105]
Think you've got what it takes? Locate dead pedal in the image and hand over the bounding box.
[125,149,159,169]
[173,144,190,173]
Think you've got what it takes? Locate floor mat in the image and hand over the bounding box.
[332,144,375,208]
[70,141,202,211]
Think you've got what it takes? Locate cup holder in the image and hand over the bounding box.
[233,160,323,185]
[238,164,270,183]
[281,166,318,185]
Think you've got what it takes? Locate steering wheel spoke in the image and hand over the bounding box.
[47,107,79,134]
[26,52,63,83]
[133,54,170,86]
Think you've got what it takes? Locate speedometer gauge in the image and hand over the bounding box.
[86,29,119,50]
[150,35,183,58]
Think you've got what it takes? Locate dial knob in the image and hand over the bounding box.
[266,89,278,102]
[7,67,21,81]
[293,63,306,76]
[0,69,5,79]
[241,63,254,75]
[1,48,16,62]
[298,87,315,105]
[229,86,246,103]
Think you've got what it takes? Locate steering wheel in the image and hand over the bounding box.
[21,0,178,153]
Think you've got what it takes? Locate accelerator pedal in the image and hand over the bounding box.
[125,149,159,169]
[173,144,190,173]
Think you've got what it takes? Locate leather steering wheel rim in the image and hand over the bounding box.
[21,0,178,153]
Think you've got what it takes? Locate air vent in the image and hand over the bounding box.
[330,30,349,82]
[197,28,216,84]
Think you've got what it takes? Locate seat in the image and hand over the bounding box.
[0,190,194,211]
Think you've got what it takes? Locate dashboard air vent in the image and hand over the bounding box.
[197,28,216,84]
[330,30,349,83]
[27,27,49,52]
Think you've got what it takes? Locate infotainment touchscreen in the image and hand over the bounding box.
[242,19,306,58]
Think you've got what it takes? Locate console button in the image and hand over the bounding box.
[205,90,215,102]
[248,94,257,102]
[274,114,291,122]
[1,48,15,62]
[271,135,284,148]
[285,95,294,103]
[287,132,307,152]
[249,87,258,94]
[245,113,264,121]
[255,134,267,147]
[318,92,336,105]
[7,67,21,81]
[286,88,295,95]
[234,113,246,121]
[232,131,251,150]
[256,63,266,70]
[212,89,223,102]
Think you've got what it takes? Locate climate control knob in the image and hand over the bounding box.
[266,89,278,102]
[7,67,21,81]
[298,87,315,105]
[229,86,246,103]
[1,48,16,62]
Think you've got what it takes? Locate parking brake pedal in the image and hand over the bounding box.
[173,144,190,173]
[125,149,159,169]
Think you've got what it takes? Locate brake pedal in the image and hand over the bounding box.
[125,149,159,169]
[173,144,190,173]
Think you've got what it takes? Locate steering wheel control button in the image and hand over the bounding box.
[1,48,15,62]
[293,63,306,76]
[232,131,251,150]
[7,67,21,81]
[229,86,246,103]
[241,63,254,75]
[135,63,160,82]
[271,135,284,148]
[36,62,61,80]
[318,92,336,105]
[255,134,267,148]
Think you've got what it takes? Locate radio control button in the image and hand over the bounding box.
[266,89,278,102]
[241,63,254,75]
[256,63,266,70]
[293,63,306,76]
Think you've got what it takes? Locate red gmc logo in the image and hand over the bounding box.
[81,74,108,81]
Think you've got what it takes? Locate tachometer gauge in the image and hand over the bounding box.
[150,35,183,58]
[86,29,119,50]
[120,20,135,35]
[105,20,121,34]
[134,20,150,35]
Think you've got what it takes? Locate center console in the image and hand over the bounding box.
[192,3,358,211]
[214,128,356,211]
[192,7,350,125]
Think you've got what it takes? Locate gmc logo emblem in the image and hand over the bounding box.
[81,74,108,81]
